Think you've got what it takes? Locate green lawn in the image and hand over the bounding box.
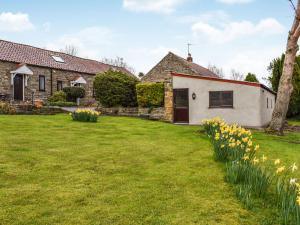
[253,127,300,175]
[0,115,298,225]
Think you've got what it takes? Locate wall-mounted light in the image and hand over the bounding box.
[192,92,196,100]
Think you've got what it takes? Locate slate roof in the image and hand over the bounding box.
[0,39,133,76]
[170,52,219,78]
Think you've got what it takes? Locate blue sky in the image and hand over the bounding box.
[0,0,295,81]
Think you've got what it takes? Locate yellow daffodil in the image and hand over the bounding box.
[252,157,259,165]
[254,145,260,151]
[261,155,267,163]
[296,196,300,206]
[247,140,253,147]
[274,159,281,165]
[242,137,249,143]
[291,163,298,173]
[276,166,285,174]
[243,155,250,161]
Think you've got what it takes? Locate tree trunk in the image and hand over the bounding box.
[269,0,300,134]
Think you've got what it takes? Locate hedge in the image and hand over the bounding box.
[93,69,138,107]
[63,87,85,102]
[136,82,164,107]
[48,91,67,103]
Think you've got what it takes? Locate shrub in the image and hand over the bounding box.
[63,87,85,102]
[93,69,138,107]
[136,83,164,107]
[0,102,16,114]
[71,109,100,122]
[48,91,67,103]
[48,101,77,107]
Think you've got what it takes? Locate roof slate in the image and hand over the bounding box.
[171,52,219,78]
[0,39,133,76]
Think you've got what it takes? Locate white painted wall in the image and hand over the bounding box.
[172,76,275,127]
[260,88,276,127]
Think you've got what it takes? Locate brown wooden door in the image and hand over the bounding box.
[173,89,189,123]
[14,74,23,101]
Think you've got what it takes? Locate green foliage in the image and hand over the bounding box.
[93,69,138,107]
[0,102,16,114]
[136,82,164,107]
[48,101,77,107]
[244,73,259,83]
[63,87,86,102]
[48,91,67,103]
[268,54,300,117]
[235,185,254,210]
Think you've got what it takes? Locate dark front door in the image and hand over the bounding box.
[14,74,23,101]
[173,88,189,123]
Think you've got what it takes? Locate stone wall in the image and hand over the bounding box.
[0,61,95,105]
[98,106,166,121]
[164,79,173,122]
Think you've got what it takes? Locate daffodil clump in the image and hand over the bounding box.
[203,117,300,224]
[71,109,100,122]
[274,162,300,224]
[202,117,256,162]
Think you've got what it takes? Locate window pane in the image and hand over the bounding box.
[209,92,221,107]
[222,92,233,106]
[209,91,233,108]
[57,81,63,91]
[39,76,45,91]
[175,89,188,107]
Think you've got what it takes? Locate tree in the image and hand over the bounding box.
[138,72,145,78]
[230,69,244,81]
[60,45,78,56]
[268,54,300,117]
[244,73,259,83]
[101,57,135,75]
[269,0,300,134]
[208,64,225,78]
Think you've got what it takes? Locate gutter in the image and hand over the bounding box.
[171,72,276,95]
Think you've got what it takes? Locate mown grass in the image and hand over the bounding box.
[0,114,294,225]
[253,127,300,176]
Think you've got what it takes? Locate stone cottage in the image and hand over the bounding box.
[142,52,276,128]
[0,40,133,104]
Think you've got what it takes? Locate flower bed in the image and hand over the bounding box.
[71,109,100,122]
[203,117,300,224]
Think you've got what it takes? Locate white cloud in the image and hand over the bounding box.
[123,0,186,14]
[46,26,113,59]
[221,47,284,82]
[192,18,285,43]
[217,0,254,4]
[177,10,230,24]
[0,12,34,32]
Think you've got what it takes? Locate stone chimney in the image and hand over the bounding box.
[187,53,193,62]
